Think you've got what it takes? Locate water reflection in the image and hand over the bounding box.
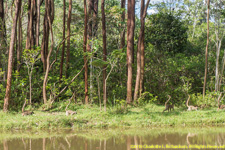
[1,128,225,150]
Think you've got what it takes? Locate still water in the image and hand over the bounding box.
[1,127,225,150]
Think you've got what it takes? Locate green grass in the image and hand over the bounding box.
[1,103,225,130]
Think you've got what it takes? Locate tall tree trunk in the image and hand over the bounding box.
[87,0,94,102]
[42,0,54,104]
[101,0,107,111]
[17,5,23,72]
[0,0,6,47]
[126,0,135,104]
[84,0,89,104]
[215,36,222,92]
[66,0,72,78]
[139,32,145,95]
[0,0,7,81]
[93,0,98,36]
[41,0,51,72]
[60,0,66,79]
[134,0,150,102]
[26,0,34,50]
[203,0,210,98]
[87,0,93,53]
[36,0,40,46]
[120,0,125,49]
[3,0,21,112]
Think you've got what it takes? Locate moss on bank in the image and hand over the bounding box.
[1,104,225,130]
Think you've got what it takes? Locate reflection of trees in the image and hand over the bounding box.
[65,137,71,148]
[104,139,107,150]
[85,139,87,150]
[2,129,225,149]
[22,138,26,150]
[164,134,171,145]
[186,133,197,146]
[3,140,8,150]
[29,139,32,150]
[127,136,131,150]
[217,133,225,146]
[134,136,139,150]
[43,138,46,150]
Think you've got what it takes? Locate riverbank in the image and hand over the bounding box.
[1,104,225,130]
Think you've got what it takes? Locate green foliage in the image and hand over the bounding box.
[138,92,158,105]
[22,48,40,65]
[190,92,219,107]
[91,59,108,68]
[146,12,188,54]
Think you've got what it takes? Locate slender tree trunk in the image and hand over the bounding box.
[29,70,32,104]
[41,0,50,72]
[139,33,145,95]
[42,0,54,104]
[134,0,150,102]
[36,0,40,46]
[0,0,7,80]
[17,6,22,72]
[66,0,72,78]
[101,0,107,111]
[134,0,144,102]
[87,0,94,102]
[14,18,18,71]
[84,0,89,104]
[26,0,34,50]
[93,0,98,37]
[120,0,125,49]
[139,5,146,97]
[60,0,66,79]
[0,0,6,46]
[203,0,210,98]
[3,0,21,112]
[97,74,101,110]
[126,0,135,104]
[215,37,221,92]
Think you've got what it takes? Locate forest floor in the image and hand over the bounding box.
[1,104,225,130]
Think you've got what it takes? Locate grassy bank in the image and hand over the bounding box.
[1,104,225,130]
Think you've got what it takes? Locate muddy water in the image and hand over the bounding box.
[1,128,225,150]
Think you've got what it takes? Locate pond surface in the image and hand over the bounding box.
[1,127,225,150]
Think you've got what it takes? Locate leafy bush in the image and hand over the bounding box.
[145,12,188,54]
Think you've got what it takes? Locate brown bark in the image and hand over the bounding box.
[0,0,6,45]
[84,0,89,104]
[126,0,135,104]
[26,0,34,50]
[36,0,40,46]
[139,34,145,95]
[203,0,210,98]
[17,5,23,72]
[0,0,7,77]
[87,0,98,102]
[41,0,51,72]
[101,0,107,111]
[93,0,98,36]
[87,0,96,102]
[0,0,6,46]
[3,0,21,112]
[59,0,66,79]
[66,0,72,77]
[134,0,150,102]
[87,0,93,52]
[42,0,54,104]
[120,0,126,49]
